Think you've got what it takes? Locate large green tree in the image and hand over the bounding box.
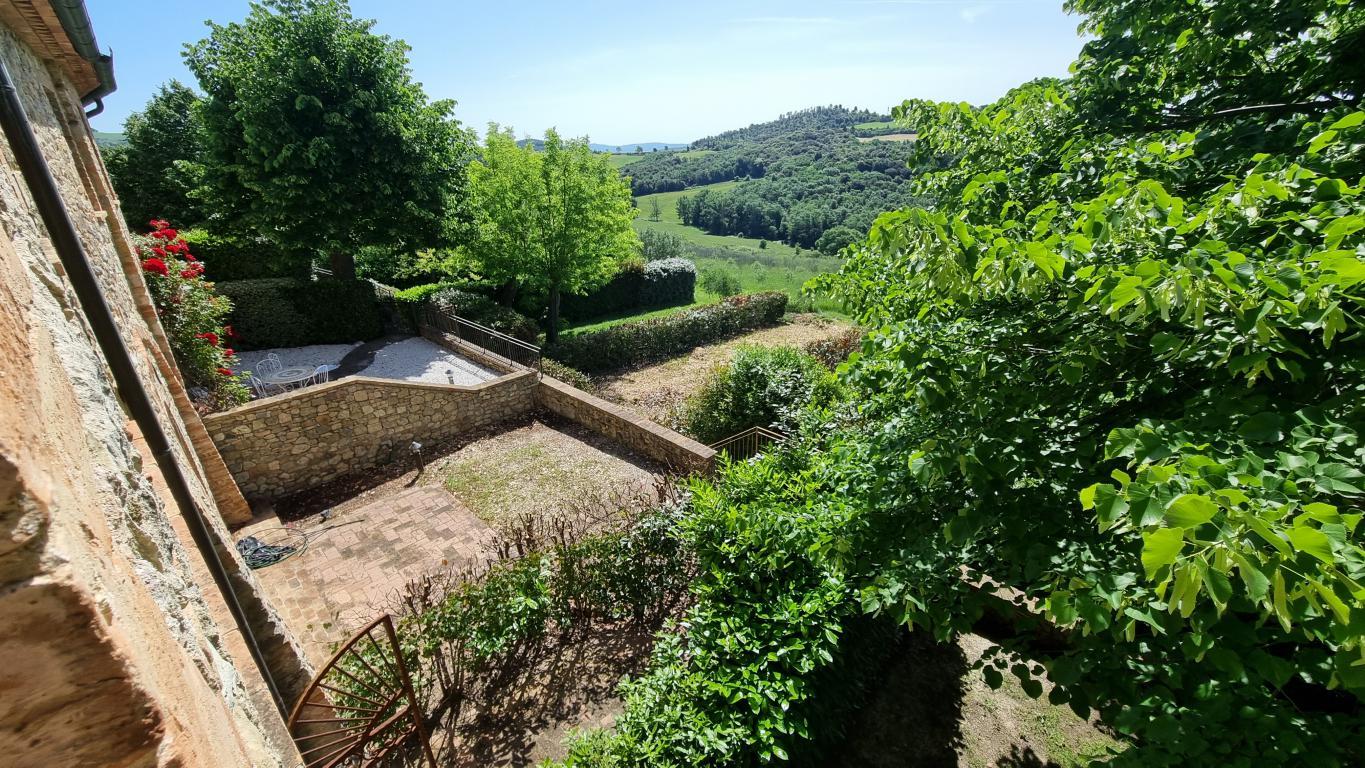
[185,0,471,279]
[104,80,204,230]
[463,127,637,342]
[553,1,1365,766]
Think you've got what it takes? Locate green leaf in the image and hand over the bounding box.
[1230,551,1269,601]
[1286,526,1334,564]
[1237,412,1284,443]
[1141,527,1185,580]
[1166,494,1217,527]
[1272,569,1292,632]
[1328,112,1365,130]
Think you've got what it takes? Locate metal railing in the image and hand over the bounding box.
[419,304,542,375]
[710,425,786,460]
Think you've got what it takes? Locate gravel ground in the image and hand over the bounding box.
[596,314,854,428]
[356,337,499,385]
[233,343,359,377]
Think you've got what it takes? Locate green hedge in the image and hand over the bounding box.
[391,283,540,343]
[217,278,383,350]
[561,258,696,320]
[547,292,788,373]
[181,229,311,282]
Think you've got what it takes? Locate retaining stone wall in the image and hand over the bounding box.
[205,372,538,501]
[537,376,716,473]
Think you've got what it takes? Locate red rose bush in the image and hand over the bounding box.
[137,219,249,410]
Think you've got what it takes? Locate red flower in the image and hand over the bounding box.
[222,348,236,358]
[141,257,168,277]
[216,367,233,377]
[184,253,198,262]
[196,331,220,347]
[180,268,198,279]
[152,245,167,257]
[149,219,169,230]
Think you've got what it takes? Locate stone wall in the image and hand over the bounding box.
[538,376,716,472]
[0,14,300,768]
[206,372,540,500]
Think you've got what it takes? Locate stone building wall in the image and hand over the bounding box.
[206,372,540,500]
[537,376,716,472]
[0,14,300,768]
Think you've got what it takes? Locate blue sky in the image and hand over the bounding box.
[87,0,1084,144]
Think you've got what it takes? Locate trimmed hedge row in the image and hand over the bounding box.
[561,258,696,320]
[391,283,540,342]
[547,292,788,373]
[217,278,384,350]
[182,229,311,282]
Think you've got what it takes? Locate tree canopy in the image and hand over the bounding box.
[185,0,472,278]
[555,1,1365,765]
[104,80,205,230]
[462,127,638,341]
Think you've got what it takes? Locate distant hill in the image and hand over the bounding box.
[517,138,689,154]
[93,130,126,149]
[617,106,923,253]
[590,142,689,154]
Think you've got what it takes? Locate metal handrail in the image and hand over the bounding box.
[418,304,542,376]
[710,425,786,460]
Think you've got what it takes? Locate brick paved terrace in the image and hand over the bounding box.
[235,417,664,666]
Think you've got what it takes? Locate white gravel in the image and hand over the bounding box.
[233,343,360,377]
[355,337,499,386]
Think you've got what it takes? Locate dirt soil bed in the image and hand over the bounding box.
[432,621,658,767]
[836,632,1121,767]
[595,313,854,428]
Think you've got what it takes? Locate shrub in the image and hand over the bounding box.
[561,257,696,320]
[179,228,311,281]
[682,346,838,444]
[698,265,741,297]
[217,277,383,349]
[541,358,595,392]
[802,328,864,369]
[136,220,249,410]
[641,257,696,306]
[547,292,788,373]
[640,228,685,261]
[426,288,540,343]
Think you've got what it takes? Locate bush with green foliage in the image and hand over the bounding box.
[541,358,595,393]
[548,292,788,373]
[552,1,1365,765]
[683,346,838,444]
[421,286,541,343]
[217,278,383,349]
[561,257,696,320]
[639,228,686,261]
[698,265,741,297]
[393,496,696,723]
[802,328,864,369]
[179,229,312,281]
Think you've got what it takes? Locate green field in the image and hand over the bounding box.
[609,153,648,169]
[634,180,741,226]
[853,120,898,131]
[629,180,845,313]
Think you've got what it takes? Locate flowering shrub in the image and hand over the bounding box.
[137,219,249,410]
